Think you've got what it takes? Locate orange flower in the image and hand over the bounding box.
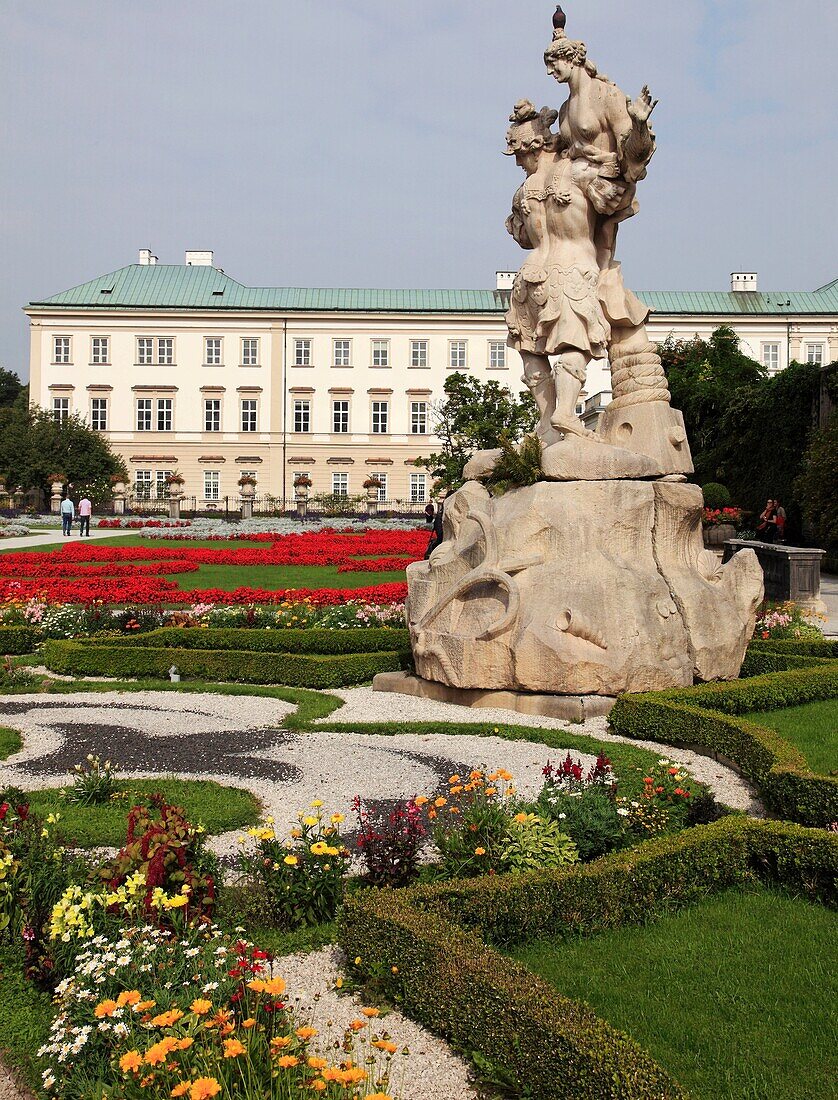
[276,1055,299,1068]
[117,990,142,1007]
[241,1018,257,1029]
[364,1094,394,1100]
[307,1056,328,1070]
[270,1036,292,1051]
[189,1079,222,1100]
[373,1040,398,1054]
[151,1009,184,1028]
[413,796,428,806]
[474,847,486,856]
[433,797,447,808]
[485,787,497,796]
[190,998,213,1016]
[448,775,461,784]
[295,1026,318,1039]
[360,1007,380,1018]
[145,1038,178,1066]
[136,999,156,1012]
[349,1019,368,1031]
[119,1050,143,1073]
[177,1038,194,1051]
[94,999,119,1018]
[223,1038,246,1059]
[171,1084,190,1098]
[309,1083,327,1093]
[247,976,286,996]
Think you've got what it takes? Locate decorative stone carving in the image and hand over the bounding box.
[406,480,763,697]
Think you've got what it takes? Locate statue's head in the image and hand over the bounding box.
[504,100,559,163]
[544,32,589,83]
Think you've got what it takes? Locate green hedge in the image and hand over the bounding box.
[42,639,409,688]
[0,626,37,655]
[83,626,409,655]
[610,666,838,826]
[749,637,838,659]
[341,819,837,1100]
[741,647,832,676]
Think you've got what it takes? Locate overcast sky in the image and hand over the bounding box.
[2,0,837,379]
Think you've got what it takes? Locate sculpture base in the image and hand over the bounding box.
[407,479,764,697]
[372,671,615,722]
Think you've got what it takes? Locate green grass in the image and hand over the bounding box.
[166,562,406,591]
[0,945,54,1094]
[512,887,838,1100]
[0,726,22,760]
[24,779,262,848]
[743,699,838,775]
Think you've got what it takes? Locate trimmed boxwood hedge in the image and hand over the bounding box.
[0,626,37,655]
[41,639,409,688]
[82,626,410,655]
[610,663,838,826]
[341,818,837,1100]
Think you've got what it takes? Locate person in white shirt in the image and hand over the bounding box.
[78,496,92,537]
[60,496,75,537]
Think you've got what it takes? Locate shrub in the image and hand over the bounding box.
[341,819,836,1100]
[236,807,349,929]
[500,814,578,872]
[537,786,624,861]
[421,768,517,879]
[65,753,118,806]
[0,626,37,654]
[97,626,410,655]
[353,796,425,889]
[701,482,731,509]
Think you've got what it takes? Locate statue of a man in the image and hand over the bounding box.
[505,6,670,443]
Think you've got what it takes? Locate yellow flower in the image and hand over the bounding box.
[119,1050,143,1073]
[283,855,299,866]
[164,894,189,909]
[330,813,345,824]
[310,799,323,808]
[190,998,212,1016]
[310,841,328,856]
[303,816,318,826]
[514,812,528,824]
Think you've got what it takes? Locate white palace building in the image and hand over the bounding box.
[25,250,838,505]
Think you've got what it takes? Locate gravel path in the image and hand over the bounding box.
[277,947,477,1099]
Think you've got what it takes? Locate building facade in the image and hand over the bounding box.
[25,251,838,504]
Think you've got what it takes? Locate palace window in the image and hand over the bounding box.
[53,336,71,364]
[135,470,153,499]
[204,338,223,365]
[240,399,258,432]
[410,340,428,368]
[333,339,351,367]
[806,344,824,365]
[331,471,349,497]
[371,400,389,434]
[449,340,467,369]
[155,470,173,497]
[204,471,220,501]
[489,341,507,369]
[293,400,311,433]
[157,398,173,432]
[368,471,388,502]
[52,397,70,423]
[371,340,390,367]
[204,399,221,432]
[90,398,108,431]
[761,343,780,372]
[136,399,152,431]
[241,338,259,366]
[410,472,427,503]
[91,336,110,364]
[332,400,349,433]
[410,400,428,434]
[294,339,312,366]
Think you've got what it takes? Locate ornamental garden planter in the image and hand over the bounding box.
[703,522,736,548]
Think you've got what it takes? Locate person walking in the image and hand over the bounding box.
[78,494,92,537]
[60,495,75,537]
[774,499,787,543]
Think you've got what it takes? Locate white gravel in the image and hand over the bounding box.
[277,947,477,1100]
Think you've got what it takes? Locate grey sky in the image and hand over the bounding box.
[2,0,836,379]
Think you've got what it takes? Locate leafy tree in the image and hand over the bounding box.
[0,397,127,496]
[659,325,766,483]
[414,371,538,490]
[0,366,23,408]
[796,411,838,547]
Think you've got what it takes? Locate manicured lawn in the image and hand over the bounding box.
[0,727,22,760]
[743,699,838,775]
[166,561,406,591]
[25,778,262,847]
[512,887,837,1100]
[0,945,53,1094]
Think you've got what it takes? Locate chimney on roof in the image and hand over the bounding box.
[185,250,214,267]
[138,248,158,265]
[730,271,758,292]
[496,271,516,290]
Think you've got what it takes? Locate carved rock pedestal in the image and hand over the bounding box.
[403,480,763,700]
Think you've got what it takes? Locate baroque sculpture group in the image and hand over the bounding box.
[399,7,764,714]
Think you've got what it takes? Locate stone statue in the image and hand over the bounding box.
[376,6,765,716]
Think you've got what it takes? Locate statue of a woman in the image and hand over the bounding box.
[505,8,672,445]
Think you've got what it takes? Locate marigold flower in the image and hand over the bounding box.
[448,775,461,784]
[413,796,428,806]
[283,855,299,866]
[360,1006,380,1018]
[433,797,447,808]
[349,1019,367,1031]
[248,976,286,996]
[190,998,213,1016]
[373,1040,398,1053]
[295,1026,318,1039]
[189,1078,222,1100]
[94,999,119,1018]
[241,1018,257,1029]
[270,1036,292,1050]
[223,1038,246,1058]
[117,990,142,1007]
[308,1056,328,1069]
[119,1050,143,1073]
[170,1084,190,1098]
[474,847,486,856]
[514,812,528,824]
[177,1038,194,1051]
[276,1055,299,1068]
[151,1009,184,1028]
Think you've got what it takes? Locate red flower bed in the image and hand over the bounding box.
[0,529,419,606]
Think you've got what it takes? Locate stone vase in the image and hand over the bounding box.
[703,523,736,548]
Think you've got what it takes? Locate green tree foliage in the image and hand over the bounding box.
[0,396,127,495]
[795,411,838,546]
[414,371,538,490]
[0,367,23,408]
[659,325,767,482]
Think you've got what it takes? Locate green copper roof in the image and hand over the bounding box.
[28,264,838,316]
